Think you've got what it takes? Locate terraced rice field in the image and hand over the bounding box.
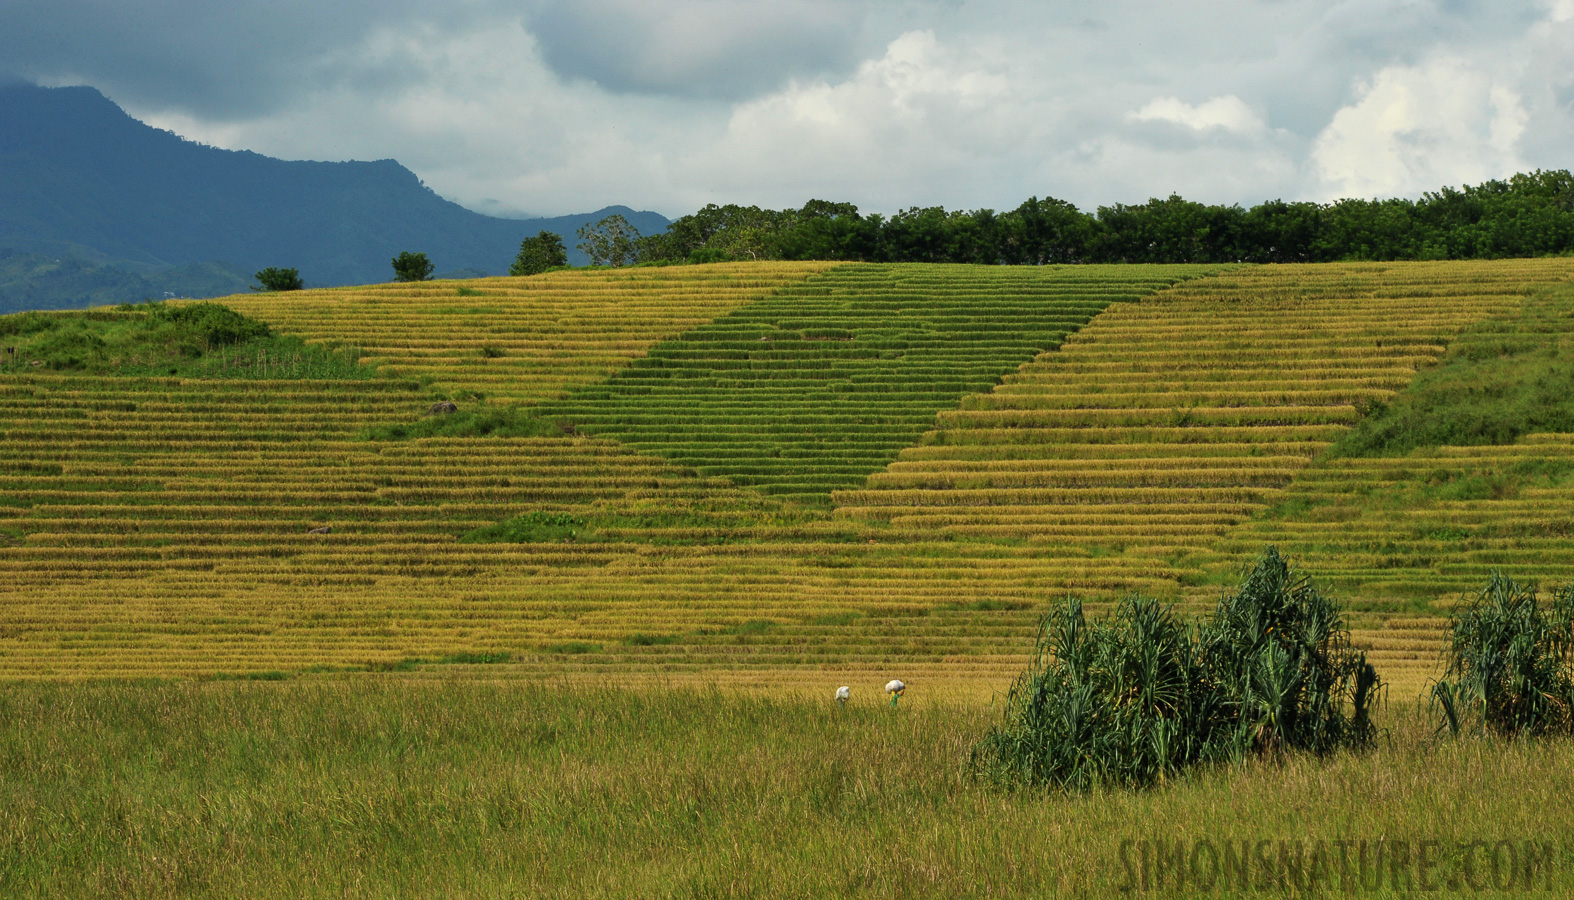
[1203,433,1574,673]
[1220,434,1574,592]
[222,262,833,403]
[539,263,1214,502]
[837,262,1566,553]
[4,259,1574,693]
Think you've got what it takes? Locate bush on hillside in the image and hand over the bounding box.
[1432,572,1574,738]
[28,322,106,369]
[972,548,1380,791]
[149,301,271,347]
[0,303,372,378]
[0,311,61,337]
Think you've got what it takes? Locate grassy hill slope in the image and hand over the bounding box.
[1203,276,1574,668]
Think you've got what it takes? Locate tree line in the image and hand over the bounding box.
[583,169,1574,267]
[252,169,1574,289]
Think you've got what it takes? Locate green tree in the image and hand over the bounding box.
[1237,200,1321,263]
[391,251,434,282]
[576,215,641,267]
[995,196,1093,265]
[510,231,568,276]
[1090,195,1241,263]
[1314,198,1421,261]
[777,199,871,260]
[641,203,800,263]
[252,267,303,292]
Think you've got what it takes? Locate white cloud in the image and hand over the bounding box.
[658,30,1025,210]
[1311,57,1529,199]
[1130,95,1265,134]
[709,31,1010,162]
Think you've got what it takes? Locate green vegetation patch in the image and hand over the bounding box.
[1335,279,1574,456]
[936,599,1033,613]
[0,301,373,379]
[203,670,290,682]
[536,263,1215,504]
[436,651,513,665]
[541,641,599,655]
[362,405,564,441]
[462,511,585,544]
[460,503,832,547]
[807,611,864,626]
[623,633,681,646]
[714,619,777,636]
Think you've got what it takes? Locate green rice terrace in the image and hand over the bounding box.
[2,258,1574,696]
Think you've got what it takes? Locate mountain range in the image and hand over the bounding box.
[0,83,669,311]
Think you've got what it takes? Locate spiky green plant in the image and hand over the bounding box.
[973,548,1380,791]
[1199,548,1380,759]
[1431,571,1574,738]
[970,596,1201,791]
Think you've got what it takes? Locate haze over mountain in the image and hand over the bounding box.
[0,83,668,311]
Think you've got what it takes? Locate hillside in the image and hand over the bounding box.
[0,250,253,314]
[2,261,1574,694]
[0,83,668,304]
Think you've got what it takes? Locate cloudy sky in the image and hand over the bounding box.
[4,0,1572,218]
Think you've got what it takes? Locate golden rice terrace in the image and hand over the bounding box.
[4,258,1574,693]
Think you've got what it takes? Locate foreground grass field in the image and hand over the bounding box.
[3,680,1570,898]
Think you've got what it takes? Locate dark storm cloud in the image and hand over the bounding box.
[0,0,448,115]
[525,0,867,99]
[0,0,887,114]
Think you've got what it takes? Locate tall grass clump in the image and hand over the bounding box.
[973,548,1380,791]
[1432,571,1574,737]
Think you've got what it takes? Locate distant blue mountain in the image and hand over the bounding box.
[0,83,669,308]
